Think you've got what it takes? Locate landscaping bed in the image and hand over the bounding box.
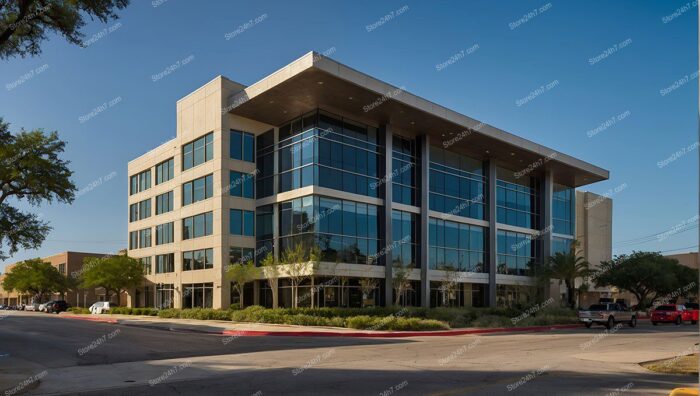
[641,353,699,376]
[88,305,576,331]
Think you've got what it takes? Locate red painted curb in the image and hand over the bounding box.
[59,315,118,324]
[220,323,583,338]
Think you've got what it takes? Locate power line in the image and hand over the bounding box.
[614,223,698,247]
[657,245,698,253]
[614,245,698,253]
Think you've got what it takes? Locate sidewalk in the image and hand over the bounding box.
[58,312,583,338]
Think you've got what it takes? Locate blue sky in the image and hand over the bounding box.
[0,0,697,271]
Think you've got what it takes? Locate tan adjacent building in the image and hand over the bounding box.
[0,251,112,307]
[665,252,699,270]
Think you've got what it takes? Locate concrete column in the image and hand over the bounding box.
[174,283,182,309]
[253,280,260,305]
[542,170,554,260]
[487,159,498,307]
[271,127,280,309]
[541,170,554,301]
[273,127,280,263]
[419,134,430,308]
[383,125,394,306]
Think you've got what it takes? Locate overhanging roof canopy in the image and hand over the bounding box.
[225,52,609,187]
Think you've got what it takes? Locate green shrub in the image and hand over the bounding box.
[67,307,90,314]
[346,315,449,331]
[231,305,267,322]
[157,308,180,318]
[535,306,577,318]
[109,307,159,316]
[156,308,231,321]
[470,315,514,328]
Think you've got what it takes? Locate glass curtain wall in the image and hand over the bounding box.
[553,184,575,236]
[392,135,419,206]
[277,195,381,265]
[277,110,383,198]
[391,210,418,268]
[496,230,540,276]
[429,146,486,219]
[496,167,540,229]
[428,218,486,272]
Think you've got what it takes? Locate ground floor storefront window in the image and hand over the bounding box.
[156,283,174,309]
[393,280,421,307]
[496,284,536,308]
[230,282,254,307]
[429,282,487,308]
[258,277,385,308]
[183,283,213,308]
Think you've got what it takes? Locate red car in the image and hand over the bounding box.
[684,303,699,325]
[651,304,693,325]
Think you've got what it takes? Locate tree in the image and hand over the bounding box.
[358,278,379,307]
[392,264,413,306]
[80,255,143,305]
[538,240,591,308]
[0,0,131,259]
[282,243,313,308]
[594,252,699,310]
[0,0,129,59]
[261,252,280,309]
[227,260,259,309]
[1,258,63,302]
[439,267,461,307]
[0,120,76,260]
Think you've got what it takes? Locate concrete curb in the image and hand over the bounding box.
[220,324,584,338]
[60,314,118,324]
[58,314,584,337]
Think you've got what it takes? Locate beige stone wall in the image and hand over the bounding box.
[575,190,614,306]
[576,190,613,269]
[127,76,278,309]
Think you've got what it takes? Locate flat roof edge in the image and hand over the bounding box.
[229,51,609,180]
[128,137,178,165]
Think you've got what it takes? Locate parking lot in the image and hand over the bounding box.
[0,310,697,395]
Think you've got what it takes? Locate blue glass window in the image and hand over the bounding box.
[428,217,486,272]
[230,209,255,236]
[429,146,485,220]
[496,229,539,276]
[278,195,381,265]
[182,212,213,240]
[230,130,255,162]
[496,167,540,229]
[182,133,214,171]
[553,184,574,235]
[182,174,213,206]
[277,110,382,198]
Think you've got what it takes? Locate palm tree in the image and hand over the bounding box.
[539,240,591,308]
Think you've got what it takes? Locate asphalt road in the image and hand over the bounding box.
[0,311,697,395]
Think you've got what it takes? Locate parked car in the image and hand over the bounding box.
[89,301,113,315]
[578,303,637,329]
[684,303,699,325]
[38,302,50,312]
[45,300,69,314]
[651,304,691,325]
[24,303,40,312]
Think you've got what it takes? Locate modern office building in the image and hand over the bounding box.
[126,52,610,310]
[0,251,112,307]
